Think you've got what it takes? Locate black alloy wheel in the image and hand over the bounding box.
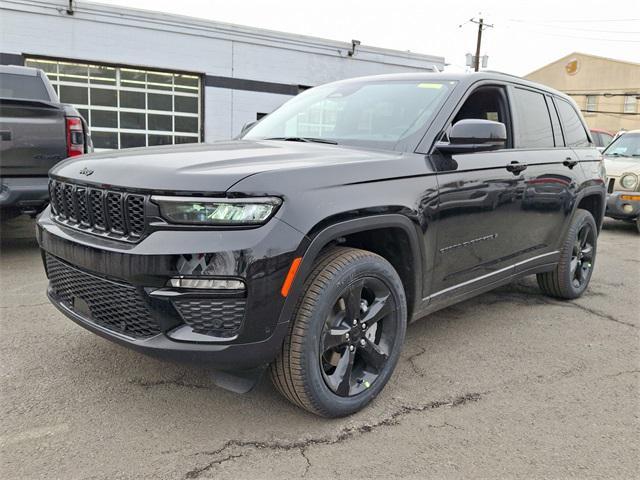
[270,247,407,417]
[570,222,595,290]
[319,277,397,397]
[537,208,598,299]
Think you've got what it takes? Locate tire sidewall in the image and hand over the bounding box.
[561,211,598,297]
[299,255,407,417]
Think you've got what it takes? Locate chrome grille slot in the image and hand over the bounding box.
[63,183,76,221]
[106,192,125,234]
[89,189,106,230]
[127,195,145,237]
[76,187,90,226]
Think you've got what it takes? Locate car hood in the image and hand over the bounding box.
[50,140,409,193]
[603,156,640,176]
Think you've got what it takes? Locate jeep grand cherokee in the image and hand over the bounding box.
[37,72,606,417]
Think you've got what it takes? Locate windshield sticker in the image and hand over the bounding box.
[417,83,443,89]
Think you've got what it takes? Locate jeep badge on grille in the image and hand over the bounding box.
[79,167,94,176]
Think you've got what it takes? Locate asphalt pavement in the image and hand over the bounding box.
[1,216,638,479]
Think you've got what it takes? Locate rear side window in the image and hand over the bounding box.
[512,88,554,148]
[0,73,50,101]
[555,99,590,147]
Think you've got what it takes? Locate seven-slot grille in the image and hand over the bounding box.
[46,254,161,339]
[49,180,146,241]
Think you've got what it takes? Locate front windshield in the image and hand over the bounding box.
[603,132,640,159]
[243,79,456,150]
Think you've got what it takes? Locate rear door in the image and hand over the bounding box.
[554,97,601,165]
[508,86,581,272]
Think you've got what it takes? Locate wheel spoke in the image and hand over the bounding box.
[323,326,350,351]
[331,347,355,396]
[578,225,589,247]
[360,339,388,372]
[581,244,593,261]
[361,294,392,327]
[344,279,364,320]
[570,257,579,276]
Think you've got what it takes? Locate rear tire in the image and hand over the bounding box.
[270,247,407,417]
[537,208,597,299]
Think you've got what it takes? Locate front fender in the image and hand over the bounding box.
[276,214,425,326]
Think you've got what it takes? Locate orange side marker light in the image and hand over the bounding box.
[281,257,302,297]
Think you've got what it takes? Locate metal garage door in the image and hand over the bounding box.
[26,58,201,150]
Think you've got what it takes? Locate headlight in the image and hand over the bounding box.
[151,196,282,225]
[620,173,638,190]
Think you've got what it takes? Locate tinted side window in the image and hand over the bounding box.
[556,99,590,147]
[512,88,554,148]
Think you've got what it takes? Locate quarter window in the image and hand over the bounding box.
[512,88,554,148]
[25,58,201,150]
[555,99,590,147]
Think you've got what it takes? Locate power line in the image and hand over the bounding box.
[503,24,640,43]
[509,17,640,23]
[509,20,640,34]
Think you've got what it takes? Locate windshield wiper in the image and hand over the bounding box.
[607,152,629,157]
[264,137,338,145]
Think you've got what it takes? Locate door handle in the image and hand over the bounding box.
[563,158,578,169]
[506,161,527,175]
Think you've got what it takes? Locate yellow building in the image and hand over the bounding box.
[525,52,640,134]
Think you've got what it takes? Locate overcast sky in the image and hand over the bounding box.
[95,0,639,75]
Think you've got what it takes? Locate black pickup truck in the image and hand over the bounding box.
[0,65,91,219]
[37,72,606,417]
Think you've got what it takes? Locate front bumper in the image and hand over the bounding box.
[606,191,640,220]
[0,176,49,211]
[37,206,306,370]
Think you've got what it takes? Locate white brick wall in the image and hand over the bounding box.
[1,0,445,141]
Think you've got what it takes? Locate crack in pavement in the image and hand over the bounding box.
[601,369,640,379]
[183,392,482,479]
[130,378,213,390]
[406,346,427,377]
[300,447,311,477]
[0,301,50,309]
[481,288,637,329]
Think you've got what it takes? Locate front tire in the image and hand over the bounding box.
[537,208,598,299]
[270,247,407,417]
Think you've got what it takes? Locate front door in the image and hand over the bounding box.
[428,84,528,300]
[430,149,526,298]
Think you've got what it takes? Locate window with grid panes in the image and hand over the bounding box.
[25,58,201,150]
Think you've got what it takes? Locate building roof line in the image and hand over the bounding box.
[1,0,444,66]
[525,51,640,77]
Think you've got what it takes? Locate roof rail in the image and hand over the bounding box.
[481,70,522,79]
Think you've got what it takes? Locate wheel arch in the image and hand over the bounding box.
[575,187,606,231]
[277,214,424,325]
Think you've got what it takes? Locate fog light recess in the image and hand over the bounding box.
[168,277,245,290]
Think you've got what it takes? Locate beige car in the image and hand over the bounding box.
[603,130,640,232]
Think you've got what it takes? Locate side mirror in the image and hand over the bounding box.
[436,119,507,154]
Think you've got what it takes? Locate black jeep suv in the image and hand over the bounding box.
[37,73,606,417]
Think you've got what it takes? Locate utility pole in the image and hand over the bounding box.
[470,18,493,72]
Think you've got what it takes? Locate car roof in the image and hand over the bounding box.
[331,71,572,102]
[0,65,41,76]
